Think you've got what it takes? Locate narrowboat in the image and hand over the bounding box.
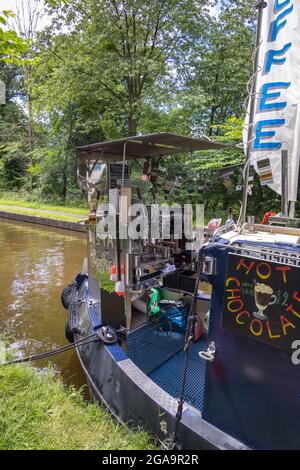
[61,0,300,450]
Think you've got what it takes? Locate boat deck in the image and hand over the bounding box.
[149,339,207,411]
[127,322,207,411]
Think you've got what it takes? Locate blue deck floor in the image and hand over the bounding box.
[149,338,207,411]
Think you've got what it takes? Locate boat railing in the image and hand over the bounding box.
[212,222,236,243]
[229,242,300,266]
[253,223,300,237]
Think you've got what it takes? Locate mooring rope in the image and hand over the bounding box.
[171,248,205,449]
[1,333,98,366]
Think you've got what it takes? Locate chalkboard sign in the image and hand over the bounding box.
[221,253,300,350]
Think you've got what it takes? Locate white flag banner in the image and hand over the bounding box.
[244,0,300,201]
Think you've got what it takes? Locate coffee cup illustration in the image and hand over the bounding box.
[253,281,276,320]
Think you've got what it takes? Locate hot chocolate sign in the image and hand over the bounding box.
[221,253,300,350]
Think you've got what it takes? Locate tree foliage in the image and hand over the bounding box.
[0,0,284,219]
[0,62,29,189]
[0,10,29,63]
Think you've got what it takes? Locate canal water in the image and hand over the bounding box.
[0,218,87,389]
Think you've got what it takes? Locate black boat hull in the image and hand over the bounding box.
[74,298,248,450]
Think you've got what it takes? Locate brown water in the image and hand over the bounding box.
[0,218,87,389]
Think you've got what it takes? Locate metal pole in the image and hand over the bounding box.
[281,149,289,217]
[289,201,295,218]
[239,0,267,226]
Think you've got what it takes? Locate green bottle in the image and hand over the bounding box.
[147,288,161,319]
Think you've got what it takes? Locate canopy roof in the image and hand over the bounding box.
[77,132,227,160]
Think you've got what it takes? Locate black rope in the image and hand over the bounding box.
[173,248,204,448]
[1,333,98,366]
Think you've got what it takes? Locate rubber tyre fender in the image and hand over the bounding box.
[65,322,75,343]
[61,283,76,309]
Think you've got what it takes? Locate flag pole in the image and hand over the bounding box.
[239,0,267,226]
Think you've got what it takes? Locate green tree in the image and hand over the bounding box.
[39,0,211,136]
[181,0,256,136]
[11,0,44,189]
[0,0,261,212]
[0,6,38,192]
[28,0,212,201]
[0,10,29,63]
[0,62,29,189]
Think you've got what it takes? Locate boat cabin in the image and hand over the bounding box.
[72,132,300,450]
[76,132,224,333]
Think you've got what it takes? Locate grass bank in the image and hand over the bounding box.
[0,191,86,212]
[0,364,157,450]
[0,206,84,223]
[0,198,86,215]
[0,196,87,223]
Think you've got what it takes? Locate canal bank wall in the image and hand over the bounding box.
[0,210,86,233]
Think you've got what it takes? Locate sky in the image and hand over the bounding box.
[2,0,220,33]
[1,0,18,11]
[1,0,51,32]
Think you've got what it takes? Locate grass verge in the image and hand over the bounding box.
[0,206,83,223]
[0,197,87,216]
[0,364,157,450]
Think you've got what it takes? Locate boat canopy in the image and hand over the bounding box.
[76,132,227,161]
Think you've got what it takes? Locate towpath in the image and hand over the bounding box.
[0,204,84,219]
